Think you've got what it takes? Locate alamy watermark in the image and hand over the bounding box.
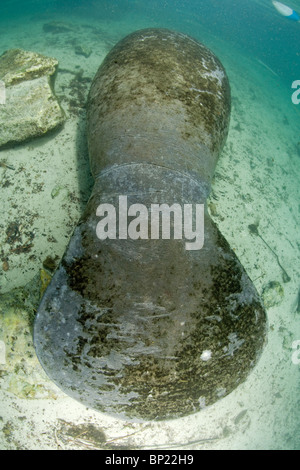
[292,340,300,365]
[95,195,204,251]
[0,80,5,105]
[291,80,300,105]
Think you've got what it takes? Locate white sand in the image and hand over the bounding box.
[0,11,299,450]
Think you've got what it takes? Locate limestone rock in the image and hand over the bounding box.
[262,281,284,308]
[0,49,65,148]
[74,44,92,58]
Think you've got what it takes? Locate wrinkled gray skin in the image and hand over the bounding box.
[34,29,267,421]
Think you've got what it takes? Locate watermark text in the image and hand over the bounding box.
[96,196,204,250]
[291,80,300,105]
[292,340,300,365]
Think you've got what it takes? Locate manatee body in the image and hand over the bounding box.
[34,29,267,421]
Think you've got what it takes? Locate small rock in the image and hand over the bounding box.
[261,281,284,308]
[208,201,218,217]
[40,268,52,298]
[0,49,65,149]
[42,256,57,273]
[74,45,92,58]
[51,184,63,199]
[2,259,9,272]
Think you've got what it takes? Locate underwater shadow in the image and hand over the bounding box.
[74,107,94,216]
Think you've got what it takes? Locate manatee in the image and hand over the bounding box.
[34,28,267,421]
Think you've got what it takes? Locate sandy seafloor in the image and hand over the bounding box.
[0,9,299,450]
